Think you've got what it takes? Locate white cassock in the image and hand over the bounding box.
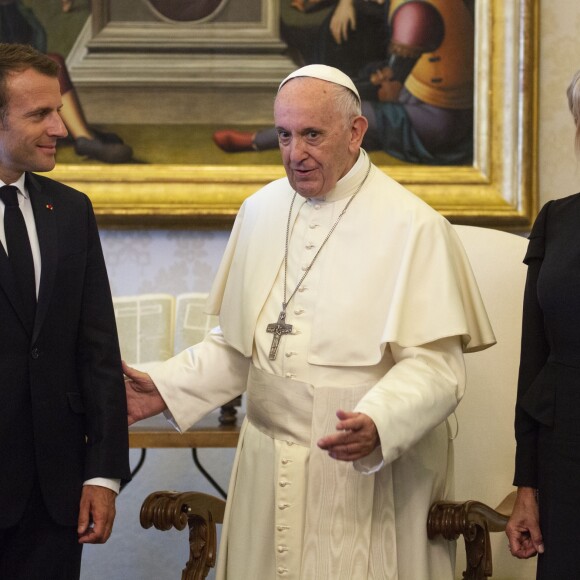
[150,150,496,580]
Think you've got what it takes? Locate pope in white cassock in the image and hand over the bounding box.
[124,64,496,580]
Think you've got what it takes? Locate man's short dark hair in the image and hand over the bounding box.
[0,43,60,120]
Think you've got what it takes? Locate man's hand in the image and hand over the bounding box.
[77,485,116,544]
[123,361,167,425]
[377,79,403,102]
[317,410,379,461]
[506,486,544,559]
[369,67,403,102]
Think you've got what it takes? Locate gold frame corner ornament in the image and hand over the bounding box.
[49,0,538,230]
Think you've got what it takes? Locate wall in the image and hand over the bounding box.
[101,229,229,297]
[80,1,580,578]
[538,0,580,203]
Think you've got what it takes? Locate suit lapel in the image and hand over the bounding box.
[26,173,57,344]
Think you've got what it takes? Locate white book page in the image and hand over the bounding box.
[113,294,175,364]
[174,292,219,354]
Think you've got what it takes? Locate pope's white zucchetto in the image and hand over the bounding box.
[278,64,361,104]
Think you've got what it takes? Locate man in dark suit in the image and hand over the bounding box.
[0,43,130,579]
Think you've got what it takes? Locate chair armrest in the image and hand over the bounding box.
[427,492,515,579]
[141,491,226,580]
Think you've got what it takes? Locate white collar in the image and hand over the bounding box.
[0,173,28,199]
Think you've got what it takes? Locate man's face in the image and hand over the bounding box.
[0,68,67,184]
[274,78,365,198]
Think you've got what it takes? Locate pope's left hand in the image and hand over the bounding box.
[317,410,379,462]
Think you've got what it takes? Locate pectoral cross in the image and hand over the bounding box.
[266,310,293,360]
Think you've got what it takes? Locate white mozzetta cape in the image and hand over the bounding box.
[207,159,494,361]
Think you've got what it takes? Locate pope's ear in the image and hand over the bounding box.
[350,115,368,151]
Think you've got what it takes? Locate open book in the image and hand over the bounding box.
[113,293,219,365]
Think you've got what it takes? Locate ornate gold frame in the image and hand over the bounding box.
[48,0,538,229]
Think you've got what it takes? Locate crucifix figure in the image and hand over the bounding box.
[266,310,293,360]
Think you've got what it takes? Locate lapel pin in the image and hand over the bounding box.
[46,204,53,210]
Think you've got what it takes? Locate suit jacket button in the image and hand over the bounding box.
[31,348,41,359]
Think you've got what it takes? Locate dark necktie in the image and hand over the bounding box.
[0,185,36,329]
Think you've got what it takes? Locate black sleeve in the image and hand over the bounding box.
[513,202,551,487]
[78,196,131,483]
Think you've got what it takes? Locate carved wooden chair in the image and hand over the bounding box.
[139,226,535,579]
[140,490,226,580]
[428,225,536,579]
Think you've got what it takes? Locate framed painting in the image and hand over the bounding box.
[38,0,537,228]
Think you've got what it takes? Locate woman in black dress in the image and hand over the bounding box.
[506,69,580,578]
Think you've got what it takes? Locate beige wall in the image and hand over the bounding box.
[538,0,580,205]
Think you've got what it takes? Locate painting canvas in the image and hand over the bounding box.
[15,0,537,227]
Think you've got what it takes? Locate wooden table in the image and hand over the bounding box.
[129,413,242,449]
[127,413,243,497]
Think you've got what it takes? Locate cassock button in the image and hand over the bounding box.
[31,348,41,359]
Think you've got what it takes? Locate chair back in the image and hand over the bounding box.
[452,225,536,578]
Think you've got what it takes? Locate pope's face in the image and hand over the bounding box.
[0,68,67,184]
[274,78,366,198]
